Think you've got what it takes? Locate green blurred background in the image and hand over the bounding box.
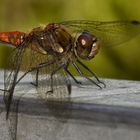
[0,0,140,80]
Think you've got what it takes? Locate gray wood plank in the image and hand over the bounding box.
[0,71,140,140]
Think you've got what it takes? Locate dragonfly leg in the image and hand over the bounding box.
[65,68,82,85]
[30,69,39,87]
[66,82,71,95]
[76,59,106,88]
[46,64,65,94]
[0,89,9,92]
[4,82,17,119]
[16,60,55,85]
[63,68,72,95]
[72,62,102,89]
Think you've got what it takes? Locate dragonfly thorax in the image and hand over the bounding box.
[29,24,74,56]
[44,24,73,55]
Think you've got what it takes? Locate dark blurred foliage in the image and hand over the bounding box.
[0,0,140,80]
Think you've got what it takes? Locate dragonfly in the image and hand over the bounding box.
[0,20,140,120]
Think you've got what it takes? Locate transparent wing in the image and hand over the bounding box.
[4,46,25,117]
[3,40,45,139]
[60,20,140,47]
[4,35,72,107]
[3,46,26,140]
[29,46,72,121]
[33,54,71,101]
[3,42,71,139]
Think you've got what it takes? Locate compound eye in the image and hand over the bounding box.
[77,32,93,48]
[76,32,100,60]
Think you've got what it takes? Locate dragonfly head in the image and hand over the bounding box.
[75,32,100,60]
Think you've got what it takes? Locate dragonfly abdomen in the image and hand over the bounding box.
[0,31,25,46]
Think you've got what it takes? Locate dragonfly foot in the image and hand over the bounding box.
[30,82,38,87]
[77,81,82,85]
[98,81,106,88]
[46,90,53,95]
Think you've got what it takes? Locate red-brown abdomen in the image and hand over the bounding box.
[0,31,25,46]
